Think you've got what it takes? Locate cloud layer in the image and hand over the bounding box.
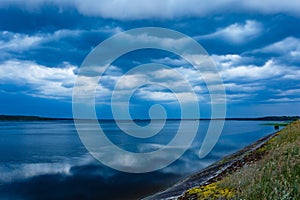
[0,1,299,117]
[0,60,76,99]
[197,20,262,44]
[0,0,300,19]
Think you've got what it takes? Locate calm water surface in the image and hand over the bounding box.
[0,120,278,199]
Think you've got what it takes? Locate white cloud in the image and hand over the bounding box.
[137,89,203,103]
[276,89,300,96]
[282,69,300,80]
[257,37,300,54]
[1,0,300,19]
[95,51,300,104]
[137,90,177,101]
[0,60,77,99]
[242,0,300,16]
[0,0,233,19]
[120,31,192,51]
[225,93,251,103]
[142,53,289,103]
[255,37,300,63]
[0,27,122,54]
[206,52,300,103]
[196,20,262,44]
[51,27,122,38]
[266,97,300,103]
[221,59,283,80]
[224,83,264,92]
[212,54,299,82]
[89,64,211,103]
[1,53,298,106]
[0,60,113,101]
[151,57,188,66]
[211,54,242,69]
[0,31,43,52]
[114,74,148,90]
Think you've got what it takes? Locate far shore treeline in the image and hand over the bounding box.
[0,114,299,122]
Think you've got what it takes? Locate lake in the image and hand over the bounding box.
[0,120,278,199]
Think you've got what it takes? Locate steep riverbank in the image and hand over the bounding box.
[144,120,299,200]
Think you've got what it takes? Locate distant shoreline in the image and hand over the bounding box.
[0,114,299,122]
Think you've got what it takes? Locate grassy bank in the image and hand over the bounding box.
[180,120,300,200]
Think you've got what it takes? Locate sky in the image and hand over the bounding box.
[0,0,300,118]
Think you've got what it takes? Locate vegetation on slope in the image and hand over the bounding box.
[180,120,300,200]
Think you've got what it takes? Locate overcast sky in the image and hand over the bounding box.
[0,0,300,118]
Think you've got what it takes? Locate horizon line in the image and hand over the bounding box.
[0,114,299,121]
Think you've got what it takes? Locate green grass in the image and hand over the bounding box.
[220,120,300,200]
[180,120,300,200]
[261,122,290,127]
